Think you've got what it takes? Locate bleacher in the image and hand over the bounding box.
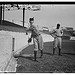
[0,20,27,32]
[62,28,74,40]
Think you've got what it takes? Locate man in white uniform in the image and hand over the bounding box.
[27,17,44,61]
[50,24,63,55]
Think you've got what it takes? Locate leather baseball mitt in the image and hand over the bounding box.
[28,38,32,43]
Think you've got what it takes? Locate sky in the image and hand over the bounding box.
[4,4,75,30]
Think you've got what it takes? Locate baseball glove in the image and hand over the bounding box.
[28,38,32,43]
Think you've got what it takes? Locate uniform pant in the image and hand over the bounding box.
[53,37,62,49]
[33,35,44,51]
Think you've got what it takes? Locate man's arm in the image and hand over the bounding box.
[49,29,57,38]
[60,29,63,36]
[27,27,33,43]
[26,27,31,32]
[49,29,56,35]
[26,26,33,35]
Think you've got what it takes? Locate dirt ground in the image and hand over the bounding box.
[16,40,75,73]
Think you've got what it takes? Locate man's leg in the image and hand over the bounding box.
[33,38,38,61]
[40,50,43,58]
[53,47,55,55]
[38,35,44,58]
[58,48,61,55]
[58,38,62,56]
[53,38,57,55]
[34,51,37,61]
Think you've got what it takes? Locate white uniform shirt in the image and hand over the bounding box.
[50,28,63,38]
[55,28,63,37]
[29,25,40,38]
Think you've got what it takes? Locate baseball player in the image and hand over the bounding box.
[50,24,63,55]
[27,17,44,61]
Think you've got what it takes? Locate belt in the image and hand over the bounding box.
[57,36,62,38]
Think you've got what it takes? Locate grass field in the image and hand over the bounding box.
[16,40,75,73]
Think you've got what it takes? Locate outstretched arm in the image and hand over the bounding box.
[49,30,56,35]
[49,29,57,38]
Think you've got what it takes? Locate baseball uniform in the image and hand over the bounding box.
[29,25,44,51]
[51,28,63,48]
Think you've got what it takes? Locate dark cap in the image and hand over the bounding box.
[29,17,34,21]
[57,24,60,26]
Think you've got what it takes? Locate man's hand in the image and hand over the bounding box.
[28,38,32,43]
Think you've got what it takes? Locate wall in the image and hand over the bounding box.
[0,33,12,72]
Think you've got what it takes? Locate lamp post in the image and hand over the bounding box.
[23,8,25,27]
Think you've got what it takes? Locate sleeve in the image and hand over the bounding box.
[50,29,57,38]
[26,26,32,32]
[50,29,56,34]
[61,29,63,36]
[29,26,33,31]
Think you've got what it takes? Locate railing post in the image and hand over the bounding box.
[12,38,15,52]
